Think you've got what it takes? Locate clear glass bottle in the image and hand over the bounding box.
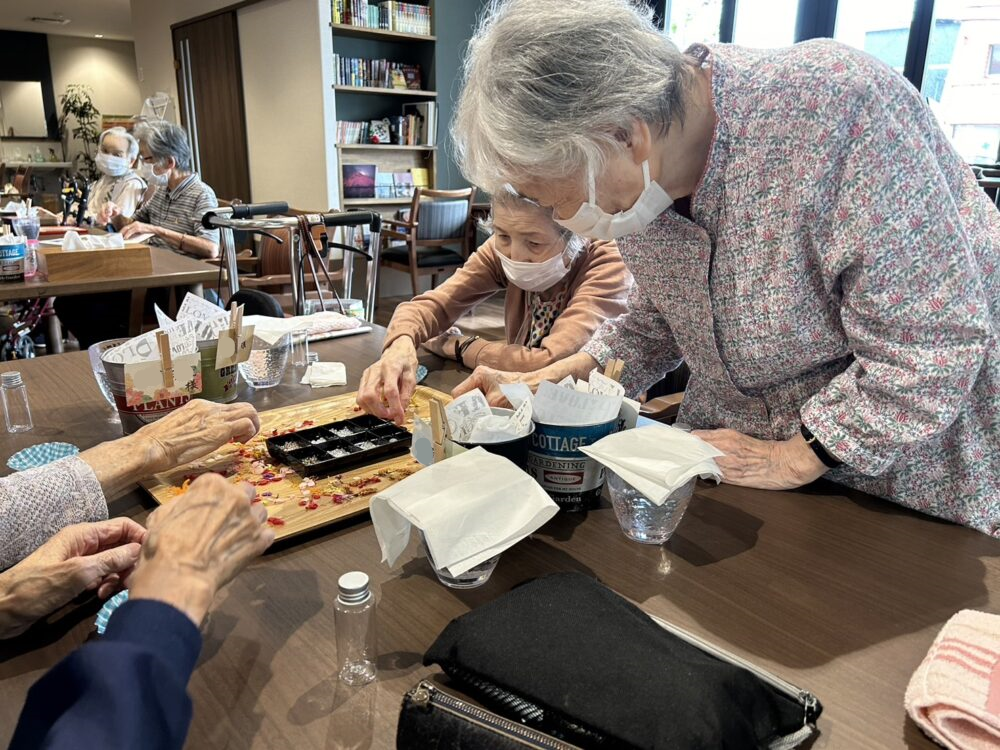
[2,371,32,432]
[334,571,377,686]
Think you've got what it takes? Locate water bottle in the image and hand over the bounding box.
[334,571,377,685]
[2,371,32,433]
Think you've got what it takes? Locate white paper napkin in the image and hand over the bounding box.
[579,424,724,505]
[61,231,125,251]
[244,311,361,346]
[369,447,559,576]
[300,362,346,387]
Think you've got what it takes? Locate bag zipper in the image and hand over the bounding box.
[407,680,581,750]
[649,614,821,725]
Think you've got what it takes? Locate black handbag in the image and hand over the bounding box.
[397,572,821,749]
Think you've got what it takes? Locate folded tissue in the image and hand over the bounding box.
[370,447,558,576]
[580,423,724,505]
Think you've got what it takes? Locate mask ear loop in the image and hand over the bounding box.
[587,169,597,206]
[641,160,652,189]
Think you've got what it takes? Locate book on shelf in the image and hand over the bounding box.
[332,0,432,36]
[342,164,377,199]
[335,120,372,144]
[410,167,429,190]
[401,101,436,146]
[374,172,395,199]
[333,53,423,90]
[393,172,414,199]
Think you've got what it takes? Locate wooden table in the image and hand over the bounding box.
[0,328,996,750]
[0,246,220,336]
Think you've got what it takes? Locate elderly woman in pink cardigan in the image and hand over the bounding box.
[452,0,1000,535]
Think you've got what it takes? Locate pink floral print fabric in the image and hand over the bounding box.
[583,40,1000,535]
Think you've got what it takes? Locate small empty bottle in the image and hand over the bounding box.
[334,571,377,686]
[2,371,32,433]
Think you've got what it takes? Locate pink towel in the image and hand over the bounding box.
[906,610,1000,750]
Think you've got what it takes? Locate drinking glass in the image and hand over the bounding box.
[607,471,695,545]
[421,534,500,589]
[88,338,129,407]
[238,333,291,389]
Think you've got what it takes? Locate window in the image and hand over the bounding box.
[732,0,797,48]
[922,0,1000,163]
[833,0,918,74]
[664,0,723,50]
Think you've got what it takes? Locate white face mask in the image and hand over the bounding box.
[95,152,129,177]
[555,160,673,240]
[139,161,169,187]
[498,246,574,292]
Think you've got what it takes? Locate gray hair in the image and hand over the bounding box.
[479,191,587,256]
[134,119,192,172]
[453,0,694,194]
[98,126,139,161]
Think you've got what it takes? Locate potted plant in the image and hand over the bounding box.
[59,84,101,181]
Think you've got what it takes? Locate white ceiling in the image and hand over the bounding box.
[0,0,133,41]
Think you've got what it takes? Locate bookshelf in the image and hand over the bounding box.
[331,0,437,218]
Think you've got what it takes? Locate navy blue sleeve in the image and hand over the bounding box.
[8,599,202,750]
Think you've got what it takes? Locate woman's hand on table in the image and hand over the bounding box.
[128,474,274,627]
[357,337,419,425]
[692,429,828,490]
[421,333,461,360]
[0,518,147,639]
[134,400,261,475]
[120,221,156,240]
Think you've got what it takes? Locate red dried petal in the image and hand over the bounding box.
[266,517,285,526]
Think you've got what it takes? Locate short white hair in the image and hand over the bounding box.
[134,119,193,172]
[98,126,139,162]
[453,0,694,194]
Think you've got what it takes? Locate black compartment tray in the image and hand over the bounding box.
[265,415,412,476]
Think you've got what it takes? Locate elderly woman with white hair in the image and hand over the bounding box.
[357,192,630,423]
[110,119,220,260]
[90,127,146,225]
[453,0,1000,534]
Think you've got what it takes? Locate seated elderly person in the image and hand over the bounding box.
[5,474,273,750]
[0,399,259,570]
[0,399,266,749]
[357,193,631,423]
[109,119,220,260]
[90,126,147,225]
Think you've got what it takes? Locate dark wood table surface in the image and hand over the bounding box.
[0,327,996,749]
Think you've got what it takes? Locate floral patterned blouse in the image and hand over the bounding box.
[583,40,1000,535]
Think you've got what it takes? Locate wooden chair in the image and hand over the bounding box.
[380,187,476,297]
[10,166,32,200]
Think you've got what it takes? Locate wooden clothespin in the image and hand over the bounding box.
[156,330,174,388]
[229,302,243,339]
[604,358,625,383]
[429,397,451,464]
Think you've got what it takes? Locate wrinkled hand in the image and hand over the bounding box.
[692,429,828,490]
[452,365,538,408]
[120,220,155,240]
[135,400,261,475]
[421,333,461,360]
[0,518,147,638]
[96,201,121,225]
[357,337,418,424]
[129,474,274,626]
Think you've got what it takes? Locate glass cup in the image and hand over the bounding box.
[606,471,695,545]
[12,216,40,241]
[421,535,500,589]
[88,338,130,407]
[238,333,291,389]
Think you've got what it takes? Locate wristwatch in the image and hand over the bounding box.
[799,423,842,469]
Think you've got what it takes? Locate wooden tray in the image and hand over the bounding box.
[141,386,451,541]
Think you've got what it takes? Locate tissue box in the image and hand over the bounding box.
[37,244,153,282]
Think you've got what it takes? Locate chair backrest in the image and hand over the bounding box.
[410,187,475,241]
[13,166,31,193]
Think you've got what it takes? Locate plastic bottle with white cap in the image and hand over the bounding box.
[334,571,377,685]
[1,371,32,433]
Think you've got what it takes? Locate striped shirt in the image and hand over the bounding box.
[133,173,219,255]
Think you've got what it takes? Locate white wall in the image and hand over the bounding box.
[238,0,337,209]
[129,0,234,115]
[47,35,143,163]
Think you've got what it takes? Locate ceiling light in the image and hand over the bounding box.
[94,34,104,38]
